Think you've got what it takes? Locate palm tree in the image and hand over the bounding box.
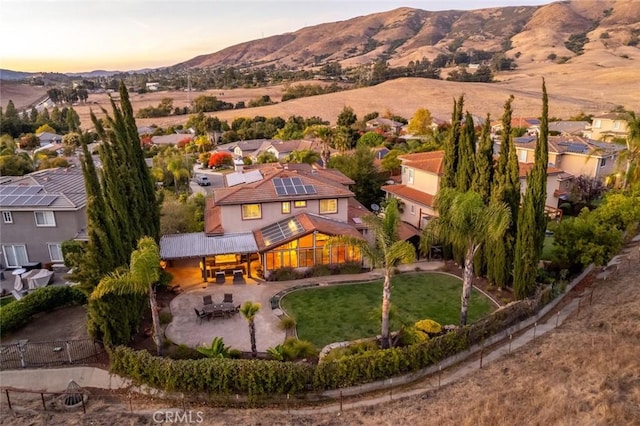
[91,237,164,355]
[327,197,415,349]
[305,125,333,168]
[421,189,510,326]
[239,301,261,357]
[285,149,320,165]
[621,111,640,188]
[197,337,231,358]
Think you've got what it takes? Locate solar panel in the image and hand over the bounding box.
[260,217,305,247]
[0,193,58,207]
[0,185,45,196]
[272,178,317,197]
[226,172,245,187]
[244,170,263,184]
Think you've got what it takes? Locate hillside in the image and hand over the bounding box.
[175,0,640,70]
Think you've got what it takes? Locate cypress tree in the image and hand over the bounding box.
[442,95,464,189]
[472,113,494,204]
[513,79,549,298]
[487,96,521,288]
[456,112,477,192]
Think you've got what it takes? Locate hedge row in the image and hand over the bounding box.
[109,346,315,396]
[0,286,86,336]
[109,297,540,395]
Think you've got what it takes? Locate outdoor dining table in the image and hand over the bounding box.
[202,303,236,315]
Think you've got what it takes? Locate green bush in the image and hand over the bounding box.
[307,264,332,277]
[109,345,315,396]
[415,319,442,335]
[170,344,203,360]
[339,262,363,274]
[269,267,300,281]
[0,286,86,336]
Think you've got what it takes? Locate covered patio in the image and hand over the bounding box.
[160,232,261,286]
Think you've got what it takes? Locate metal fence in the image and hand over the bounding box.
[0,339,105,370]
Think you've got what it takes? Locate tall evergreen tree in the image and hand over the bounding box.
[513,79,549,298]
[442,95,464,189]
[472,113,494,204]
[487,96,521,288]
[74,82,160,293]
[456,112,477,191]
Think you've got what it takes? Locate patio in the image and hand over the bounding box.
[164,264,286,353]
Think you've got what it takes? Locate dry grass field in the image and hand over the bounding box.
[0,81,47,110]
[70,52,640,131]
[3,254,638,425]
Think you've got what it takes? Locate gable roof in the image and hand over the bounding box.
[399,150,445,175]
[36,132,62,141]
[512,135,624,157]
[518,163,564,179]
[151,134,193,145]
[160,232,258,259]
[0,167,86,209]
[213,167,353,205]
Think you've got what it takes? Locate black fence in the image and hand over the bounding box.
[0,339,105,370]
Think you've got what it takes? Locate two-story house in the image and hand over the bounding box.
[507,135,626,183]
[160,163,365,280]
[583,113,630,141]
[0,167,87,269]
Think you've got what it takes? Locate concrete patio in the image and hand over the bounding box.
[163,260,445,353]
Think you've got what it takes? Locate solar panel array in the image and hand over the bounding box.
[226,170,264,187]
[0,185,58,207]
[261,216,305,247]
[273,177,317,197]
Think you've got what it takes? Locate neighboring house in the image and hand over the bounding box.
[382,151,443,232]
[145,82,160,91]
[231,139,270,160]
[151,133,194,146]
[137,126,157,136]
[549,121,589,136]
[262,139,327,160]
[583,113,630,141]
[518,163,573,214]
[0,167,87,269]
[36,132,63,147]
[505,135,626,183]
[491,117,540,135]
[160,163,365,279]
[366,117,404,135]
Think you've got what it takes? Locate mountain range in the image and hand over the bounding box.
[2,0,639,79]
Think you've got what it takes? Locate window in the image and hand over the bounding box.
[2,211,12,223]
[410,204,415,215]
[593,119,601,129]
[294,200,307,208]
[241,204,261,220]
[518,149,527,162]
[319,199,338,214]
[408,169,414,184]
[48,243,64,262]
[281,202,291,214]
[600,158,607,168]
[613,121,621,130]
[2,244,28,268]
[34,211,56,227]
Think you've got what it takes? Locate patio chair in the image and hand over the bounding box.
[194,308,210,323]
[212,308,225,319]
[223,293,233,303]
[203,295,213,305]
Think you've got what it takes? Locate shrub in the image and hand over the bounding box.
[307,264,332,277]
[322,340,379,363]
[0,286,86,336]
[415,319,443,335]
[278,316,297,331]
[269,267,299,282]
[170,344,203,360]
[108,345,315,396]
[339,262,363,274]
[397,326,429,346]
[197,337,232,358]
[87,293,148,346]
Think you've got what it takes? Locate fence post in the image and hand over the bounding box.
[66,341,73,364]
[5,389,11,410]
[508,334,512,354]
[41,393,46,411]
[339,390,343,413]
[438,365,442,388]
[93,340,100,362]
[18,340,28,369]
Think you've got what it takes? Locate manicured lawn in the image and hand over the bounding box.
[0,295,15,308]
[281,272,495,348]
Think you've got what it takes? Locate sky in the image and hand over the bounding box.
[0,0,552,74]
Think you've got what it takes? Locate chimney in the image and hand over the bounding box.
[233,159,244,173]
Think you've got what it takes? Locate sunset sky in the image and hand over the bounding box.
[1,0,551,74]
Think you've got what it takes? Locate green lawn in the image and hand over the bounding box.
[0,295,15,308]
[281,272,495,348]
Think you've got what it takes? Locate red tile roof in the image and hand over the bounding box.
[204,198,224,236]
[382,184,435,207]
[518,162,563,178]
[398,221,421,241]
[399,150,444,175]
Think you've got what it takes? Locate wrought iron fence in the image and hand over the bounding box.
[0,339,104,370]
